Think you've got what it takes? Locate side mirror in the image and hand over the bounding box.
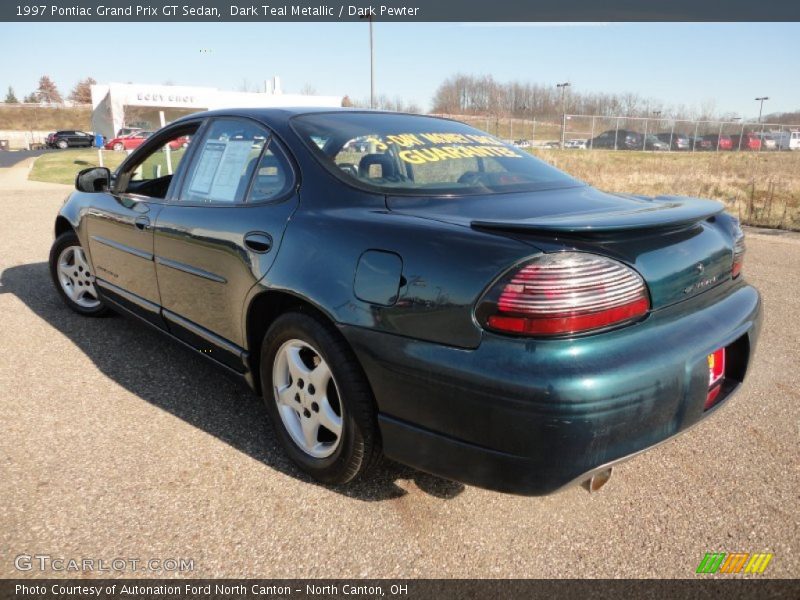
[75,167,111,193]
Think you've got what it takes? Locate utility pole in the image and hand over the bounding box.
[557,82,570,147]
[755,96,769,152]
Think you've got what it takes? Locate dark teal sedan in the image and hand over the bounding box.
[50,109,761,495]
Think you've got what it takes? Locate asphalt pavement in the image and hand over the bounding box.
[0,149,53,168]
[0,164,797,578]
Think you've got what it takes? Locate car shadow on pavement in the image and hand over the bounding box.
[1,262,465,502]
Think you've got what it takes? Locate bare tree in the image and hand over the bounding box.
[763,109,800,124]
[35,75,63,104]
[299,83,317,95]
[68,77,96,104]
[430,73,725,122]
[351,94,421,114]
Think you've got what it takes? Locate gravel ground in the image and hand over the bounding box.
[0,166,797,579]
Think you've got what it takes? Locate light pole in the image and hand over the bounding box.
[522,104,536,143]
[731,116,744,151]
[647,111,662,151]
[755,96,768,152]
[369,16,375,108]
[557,82,570,147]
[755,97,769,123]
[360,14,375,108]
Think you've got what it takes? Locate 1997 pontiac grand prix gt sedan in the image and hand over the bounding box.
[50,109,761,495]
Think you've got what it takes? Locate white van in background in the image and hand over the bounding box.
[769,130,800,150]
[790,131,800,151]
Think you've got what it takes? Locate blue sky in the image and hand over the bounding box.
[1,22,797,118]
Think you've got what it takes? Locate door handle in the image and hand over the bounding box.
[134,216,150,230]
[244,232,272,253]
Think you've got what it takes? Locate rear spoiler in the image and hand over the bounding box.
[471,196,725,235]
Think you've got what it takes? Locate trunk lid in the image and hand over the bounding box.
[387,186,734,309]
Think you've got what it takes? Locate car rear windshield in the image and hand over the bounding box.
[291,112,580,195]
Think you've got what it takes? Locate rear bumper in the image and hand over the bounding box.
[342,281,762,495]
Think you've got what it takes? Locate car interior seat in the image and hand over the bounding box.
[358,153,397,180]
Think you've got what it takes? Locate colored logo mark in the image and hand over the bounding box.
[696,552,773,574]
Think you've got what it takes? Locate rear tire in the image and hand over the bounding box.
[57,140,68,149]
[260,311,381,484]
[49,231,110,317]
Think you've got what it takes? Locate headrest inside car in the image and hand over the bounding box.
[358,154,396,180]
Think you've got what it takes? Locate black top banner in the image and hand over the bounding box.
[3,0,800,22]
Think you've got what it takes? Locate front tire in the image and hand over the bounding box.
[113,142,124,151]
[260,311,381,484]
[49,231,109,317]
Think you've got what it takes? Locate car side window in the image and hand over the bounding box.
[247,141,294,203]
[115,123,200,200]
[180,119,268,204]
[127,128,196,184]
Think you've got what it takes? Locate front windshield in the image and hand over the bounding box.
[291,112,580,195]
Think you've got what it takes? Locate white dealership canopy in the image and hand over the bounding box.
[90,79,342,139]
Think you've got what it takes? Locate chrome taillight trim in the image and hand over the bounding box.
[495,252,648,317]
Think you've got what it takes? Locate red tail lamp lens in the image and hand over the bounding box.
[705,347,726,410]
[705,385,722,409]
[481,252,650,336]
[708,348,725,387]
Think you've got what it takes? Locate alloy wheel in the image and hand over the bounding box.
[272,339,343,459]
[56,245,100,309]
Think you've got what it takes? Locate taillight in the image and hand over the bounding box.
[732,233,745,278]
[705,347,726,410]
[708,348,725,387]
[478,252,650,336]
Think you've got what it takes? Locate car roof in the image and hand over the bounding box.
[169,106,435,127]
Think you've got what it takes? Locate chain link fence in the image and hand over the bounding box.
[430,113,800,151]
[560,114,800,152]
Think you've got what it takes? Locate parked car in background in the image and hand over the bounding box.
[167,135,191,150]
[46,130,95,149]
[730,133,762,151]
[700,134,733,151]
[758,134,777,151]
[772,130,800,150]
[52,108,760,495]
[564,139,588,149]
[656,133,691,151]
[644,135,670,151]
[588,129,642,150]
[514,139,532,148]
[116,127,143,137]
[691,136,714,151]
[104,131,153,151]
[343,137,371,152]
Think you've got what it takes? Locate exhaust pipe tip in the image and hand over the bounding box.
[582,467,613,493]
